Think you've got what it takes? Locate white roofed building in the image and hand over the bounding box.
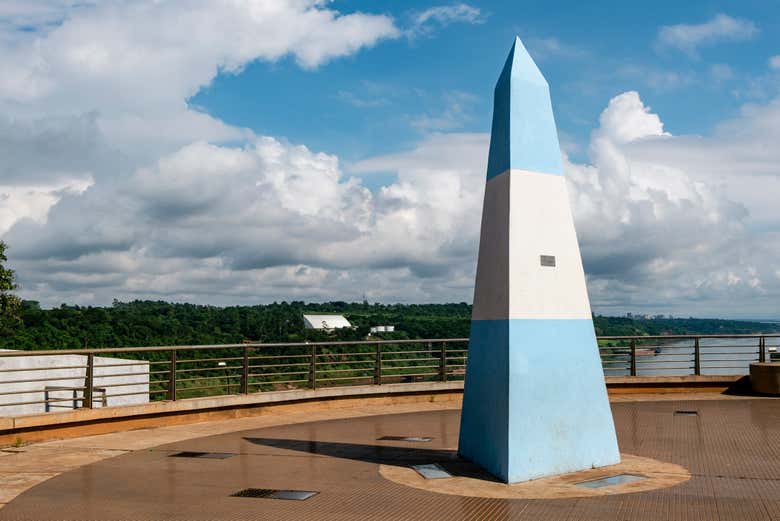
[369,326,395,333]
[303,314,352,331]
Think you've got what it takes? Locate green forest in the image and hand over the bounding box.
[1,299,777,351]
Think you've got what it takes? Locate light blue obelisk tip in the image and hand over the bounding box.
[458,37,620,484]
[486,37,564,179]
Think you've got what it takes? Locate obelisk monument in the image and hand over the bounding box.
[458,37,620,484]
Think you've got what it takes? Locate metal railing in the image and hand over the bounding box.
[44,386,106,412]
[1,334,778,416]
[598,334,780,377]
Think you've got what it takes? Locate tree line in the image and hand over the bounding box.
[0,299,777,351]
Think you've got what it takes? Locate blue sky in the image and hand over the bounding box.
[193,0,779,167]
[1,1,779,318]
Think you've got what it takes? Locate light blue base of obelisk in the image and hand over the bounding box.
[458,319,620,483]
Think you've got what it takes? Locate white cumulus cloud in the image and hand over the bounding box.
[0,0,400,236]
[564,92,765,315]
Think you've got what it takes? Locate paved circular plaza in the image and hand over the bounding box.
[1,398,779,520]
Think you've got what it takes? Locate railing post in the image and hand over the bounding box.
[440,342,447,382]
[759,336,766,363]
[241,346,249,394]
[309,344,317,390]
[374,343,382,385]
[84,353,94,409]
[694,337,701,376]
[167,350,177,401]
[630,339,637,377]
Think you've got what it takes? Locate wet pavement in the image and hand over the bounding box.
[1,398,778,520]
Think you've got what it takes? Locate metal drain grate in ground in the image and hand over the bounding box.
[231,489,318,500]
[377,436,433,442]
[576,474,646,489]
[674,410,699,416]
[169,451,236,459]
[412,463,452,479]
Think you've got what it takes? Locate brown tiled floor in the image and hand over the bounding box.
[1,399,779,520]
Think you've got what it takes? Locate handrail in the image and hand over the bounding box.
[599,334,780,340]
[0,338,471,357]
[2,334,778,358]
[1,334,777,416]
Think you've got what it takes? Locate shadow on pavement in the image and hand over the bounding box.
[244,436,499,481]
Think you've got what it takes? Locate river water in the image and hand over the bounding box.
[602,337,779,377]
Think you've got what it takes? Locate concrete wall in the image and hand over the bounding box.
[0,350,149,417]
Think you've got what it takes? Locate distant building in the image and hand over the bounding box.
[369,325,395,334]
[303,314,351,330]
